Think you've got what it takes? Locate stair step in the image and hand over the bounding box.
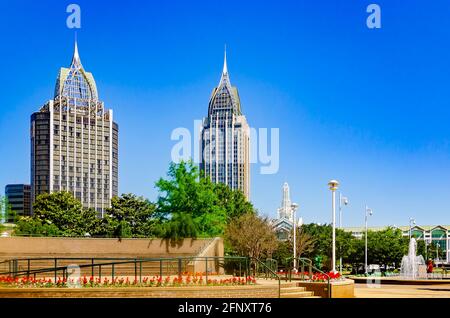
[280,286,307,293]
[281,291,315,298]
[280,282,299,288]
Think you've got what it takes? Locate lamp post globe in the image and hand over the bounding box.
[328,180,339,191]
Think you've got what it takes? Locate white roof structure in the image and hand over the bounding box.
[54,40,98,104]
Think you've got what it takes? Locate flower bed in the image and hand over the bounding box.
[277,271,342,282]
[0,275,256,288]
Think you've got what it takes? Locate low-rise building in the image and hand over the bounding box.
[4,184,31,222]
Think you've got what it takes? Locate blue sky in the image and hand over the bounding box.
[1,0,450,227]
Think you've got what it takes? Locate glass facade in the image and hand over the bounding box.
[4,184,31,221]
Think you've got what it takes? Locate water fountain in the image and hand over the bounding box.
[400,238,425,279]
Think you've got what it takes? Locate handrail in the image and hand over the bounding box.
[265,258,278,276]
[285,257,331,298]
[250,257,281,298]
[284,257,313,280]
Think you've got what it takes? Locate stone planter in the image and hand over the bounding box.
[295,279,354,298]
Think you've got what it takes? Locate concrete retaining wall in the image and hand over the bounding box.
[0,237,222,260]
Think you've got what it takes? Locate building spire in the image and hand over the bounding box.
[223,44,228,75]
[71,33,82,67]
[219,45,230,86]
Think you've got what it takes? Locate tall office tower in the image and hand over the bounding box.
[30,41,118,217]
[4,184,31,222]
[277,182,293,222]
[200,51,250,199]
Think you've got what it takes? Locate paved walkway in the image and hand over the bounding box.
[355,283,450,298]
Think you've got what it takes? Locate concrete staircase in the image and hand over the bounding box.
[280,282,321,298]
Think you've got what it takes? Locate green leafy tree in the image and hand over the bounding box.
[366,227,409,267]
[272,240,292,265]
[156,161,232,238]
[417,239,425,259]
[105,193,159,238]
[0,195,13,223]
[346,227,409,272]
[34,192,98,236]
[15,191,102,237]
[14,216,62,236]
[301,223,332,269]
[163,212,198,241]
[427,241,446,261]
[301,223,359,271]
[212,183,254,221]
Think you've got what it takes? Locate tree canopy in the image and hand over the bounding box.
[155,160,254,238]
[224,213,278,260]
[14,161,255,240]
[31,191,102,236]
[105,193,159,238]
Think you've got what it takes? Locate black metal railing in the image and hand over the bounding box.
[264,258,278,276]
[0,255,282,297]
[250,257,281,298]
[0,256,250,283]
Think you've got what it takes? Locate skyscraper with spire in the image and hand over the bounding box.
[200,50,250,199]
[30,40,118,217]
[272,182,302,240]
[277,182,293,222]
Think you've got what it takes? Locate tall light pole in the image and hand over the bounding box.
[409,218,416,240]
[436,243,440,262]
[291,203,299,271]
[364,206,373,275]
[339,193,349,274]
[328,180,339,273]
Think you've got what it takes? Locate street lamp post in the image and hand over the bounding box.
[365,206,373,275]
[339,193,348,274]
[291,203,299,271]
[436,243,440,262]
[409,218,416,240]
[328,180,339,274]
